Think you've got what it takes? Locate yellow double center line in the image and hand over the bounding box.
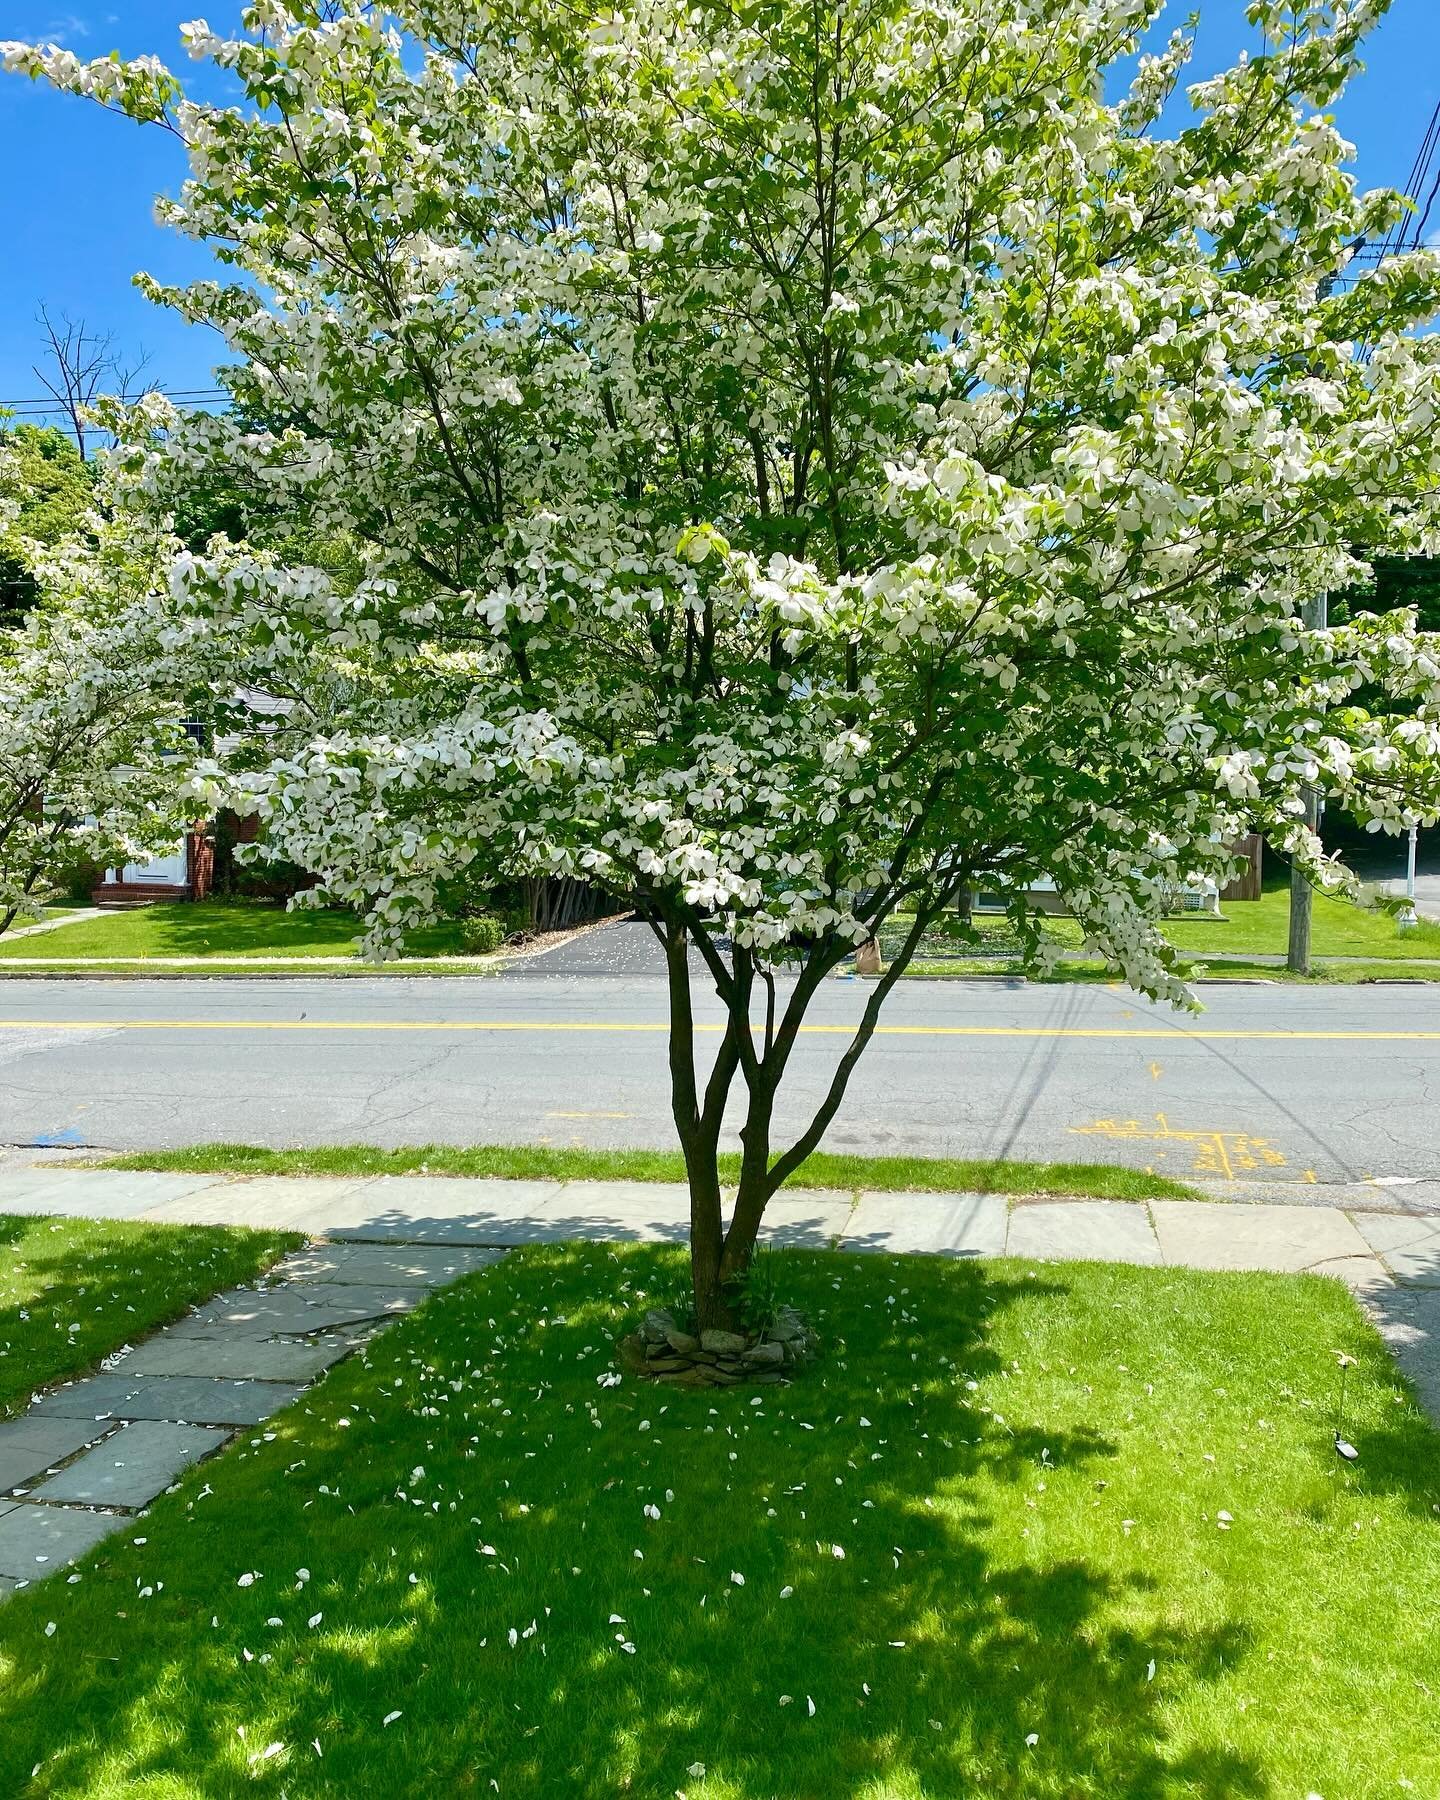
[2,1018,1439,1041]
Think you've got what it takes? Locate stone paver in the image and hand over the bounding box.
[28,1421,230,1508]
[844,1191,1008,1257]
[139,1176,379,1229]
[1006,1200,1162,1266]
[186,1286,411,1335]
[758,1191,854,1247]
[0,1501,122,1578]
[0,1200,506,1598]
[274,1243,501,1287]
[120,1333,349,1381]
[1150,1201,1375,1280]
[1352,1212,1440,1287]
[31,1373,307,1427]
[320,1175,570,1244]
[0,1171,223,1219]
[0,1416,115,1492]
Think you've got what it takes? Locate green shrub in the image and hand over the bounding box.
[459,913,506,954]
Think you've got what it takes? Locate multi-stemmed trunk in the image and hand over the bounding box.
[655,902,941,1332]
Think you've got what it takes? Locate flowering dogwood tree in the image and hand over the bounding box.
[10,0,1440,1325]
[0,451,216,933]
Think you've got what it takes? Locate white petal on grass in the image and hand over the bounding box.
[1025,1733,1039,1747]
[382,1711,403,1727]
[729,1571,745,1586]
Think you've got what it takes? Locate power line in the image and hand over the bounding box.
[1,387,231,415]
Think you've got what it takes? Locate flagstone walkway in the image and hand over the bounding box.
[2,1166,1437,1596]
[0,1236,502,1599]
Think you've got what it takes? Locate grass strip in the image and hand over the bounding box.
[99,1142,1199,1200]
[0,1244,1434,1796]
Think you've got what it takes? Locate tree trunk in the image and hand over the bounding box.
[662,916,739,1332]
[648,891,949,1335]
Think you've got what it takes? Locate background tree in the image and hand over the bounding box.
[10,0,1440,1329]
[0,446,222,933]
[0,422,93,626]
[32,305,152,461]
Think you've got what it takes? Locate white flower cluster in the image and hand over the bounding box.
[6,0,1440,1010]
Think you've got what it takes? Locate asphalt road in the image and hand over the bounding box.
[0,924,1437,1198]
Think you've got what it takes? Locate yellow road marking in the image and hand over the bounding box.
[1,1018,1439,1041]
[1071,1112,1288,1178]
[1148,1061,1164,1080]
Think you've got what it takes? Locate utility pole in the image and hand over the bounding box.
[1287,590,1328,974]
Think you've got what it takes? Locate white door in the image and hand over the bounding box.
[113,847,189,886]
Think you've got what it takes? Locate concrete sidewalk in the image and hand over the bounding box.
[3,1165,1439,1423]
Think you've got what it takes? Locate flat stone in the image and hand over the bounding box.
[1150,1201,1376,1275]
[756,1192,854,1247]
[1005,1200,1161,1266]
[273,1243,501,1287]
[0,1415,116,1492]
[186,1285,410,1335]
[260,1280,417,1316]
[700,1329,747,1353]
[138,1177,378,1229]
[320,1176,570,1244]
[30,1373,305,1427]
[0,1501,122,1578]
[1307,1255,1395,1294]
[517,1182,688,1245]
[120,1334,348,1381]
[0,1170,222,1221]
[1352,1212,1440,1287]
[28,1420,231,1508]
[843,1191,1008,1257]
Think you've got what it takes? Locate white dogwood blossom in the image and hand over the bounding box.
[10,0,1440,1320]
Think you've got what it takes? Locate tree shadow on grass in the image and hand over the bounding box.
[0,1217,296,1417]
[0,1247,1318,1797]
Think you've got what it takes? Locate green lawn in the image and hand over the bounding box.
[102,1142,1199,1200]
[1165,871,1440,959]
[902,956,1440,983]
[0,1244,1434,1796]
[883,871,1440,979]
[0,902,479,962]
[0,1213,302,1417]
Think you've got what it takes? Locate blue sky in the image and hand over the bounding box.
[1,1,1438,421]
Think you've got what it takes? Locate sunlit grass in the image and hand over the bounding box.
[0,901,480,963]
[0,1245,1435,1796]
[101,1142,1199,1200]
